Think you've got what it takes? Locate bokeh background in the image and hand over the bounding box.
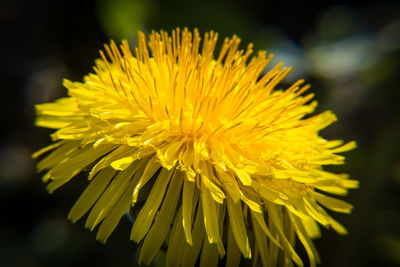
[1,0,400,266]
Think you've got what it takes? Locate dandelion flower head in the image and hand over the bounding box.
[34,28,358,267]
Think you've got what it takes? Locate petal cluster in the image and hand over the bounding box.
[34,28,358,267]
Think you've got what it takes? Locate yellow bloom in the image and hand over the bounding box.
[34,28,358,267]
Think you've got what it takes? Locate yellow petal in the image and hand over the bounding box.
[201,187,222,245]
[301,216,321,239]
[252,214,269,267]
[35,116,75,129]
[303,197,329,226]
[250,211,281,248]
[68,167,116,223]
[131,156,161,204]
[89,145,133,179]
[201,162,225,204]
[182,179,197,245]
[266,203,303,266]
[217,169,261,213]
[36,141,80,173]
[48,144,115,181]
[329,217,348,235]
[157,142,182,169]
[200,239,219,267]
[139,170,183,265]
[182,199,205,267]
[130,167,174,242]
[85,163,137,229]
[46,144,116,193]
[225,221,241,267]
[227,198,251,258]
[313,191,354,214]
[35,97,81,116]
[110,156,135,170]
[330,141,357,153]
[32,141,64,159]
[288,212,320,267]
[96,174,140,242]
[235,168,251,186]
[252,180,286,205]
[166,208,185,267]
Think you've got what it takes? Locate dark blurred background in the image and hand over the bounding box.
[1,0,400,266]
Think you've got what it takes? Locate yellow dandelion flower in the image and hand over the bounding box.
[34,28,358,267]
